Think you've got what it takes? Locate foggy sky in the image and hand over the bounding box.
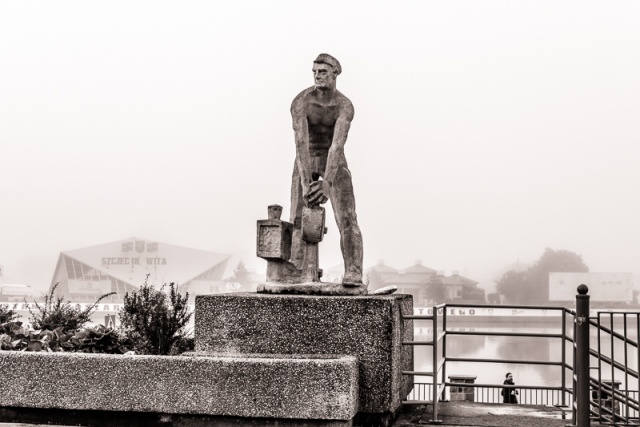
[1,0,639,293]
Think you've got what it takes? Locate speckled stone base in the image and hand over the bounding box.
[0,352,358,421]
[195,293,414,417]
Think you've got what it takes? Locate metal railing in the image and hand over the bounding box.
[401,286,640,426]
[408,383,571,406]
[401,303,446,422]
[589,311,640,425]
[401,302,576,424]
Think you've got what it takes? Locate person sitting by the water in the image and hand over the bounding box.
[501,372,519,404]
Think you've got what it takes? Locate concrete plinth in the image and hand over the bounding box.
[0,351,358,421]
[195,293,414,419]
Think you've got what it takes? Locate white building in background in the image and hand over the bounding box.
[48,238,231,303]
[0,284,34,302]
[0,265,35,302]
[549,272,634,303]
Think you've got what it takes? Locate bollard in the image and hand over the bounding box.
[575,284,590,427]
[592,380,621,417]
[448,375,477,402]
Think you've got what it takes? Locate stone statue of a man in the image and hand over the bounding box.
[289,53,364,286]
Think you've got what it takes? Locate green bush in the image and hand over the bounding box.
[119,277,192,355]
[27,283,115,331]
[169,334,195,355]
[0,321,131,353]
[0,321,29,350]
[61,325,132,353]
[0,304,18,324]
[0,280,193,356]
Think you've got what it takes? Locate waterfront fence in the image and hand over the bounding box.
[403,287,640,426]
[401,301,574,424]
[408,383,572,406]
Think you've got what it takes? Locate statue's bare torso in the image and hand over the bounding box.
[293,87,353,160]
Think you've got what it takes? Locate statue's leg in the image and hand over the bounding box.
[329,164,364,285]
[289,162,305,270]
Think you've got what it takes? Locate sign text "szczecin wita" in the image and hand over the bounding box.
[101,257,167,265]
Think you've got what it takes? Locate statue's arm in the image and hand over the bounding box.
[291,94,312,197]
[323,98,354,186]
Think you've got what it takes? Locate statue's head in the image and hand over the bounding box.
[313,53,341,90]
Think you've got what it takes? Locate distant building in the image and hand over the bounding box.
[0,265,37,302]
[367,260,484,306]
[441,272,484,302]
[219,261,264,295]
[48,238,230,302]
[0,283,33,302]
[549,272,634,303]
[367,261,435,303]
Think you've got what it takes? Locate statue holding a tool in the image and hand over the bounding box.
[257,54,376,295]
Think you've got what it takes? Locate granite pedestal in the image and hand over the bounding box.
[195,293,414,424]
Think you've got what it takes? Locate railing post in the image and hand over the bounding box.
[431,305,440,423]
[442,306,447,400]
[561,309,567,407]
[575,284,590,427]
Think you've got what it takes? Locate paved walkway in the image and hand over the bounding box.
[393,401,611,427]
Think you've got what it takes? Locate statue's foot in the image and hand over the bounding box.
[342,282,362,288]
[342,273,363,288]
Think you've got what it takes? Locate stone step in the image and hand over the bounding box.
[0,351,358,422]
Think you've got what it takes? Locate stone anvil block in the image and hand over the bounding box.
[195,293,414,419]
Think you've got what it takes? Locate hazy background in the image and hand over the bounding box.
[1,0,639,294]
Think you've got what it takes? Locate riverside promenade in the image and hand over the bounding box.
[393,401,611,427]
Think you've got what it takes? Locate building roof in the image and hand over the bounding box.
[441,273,479,286]
[366,261,440,287]
[366,260,399,274]
[56,238,231,287]
[402,261,437,275]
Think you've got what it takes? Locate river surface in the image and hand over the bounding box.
[413,317,640,391]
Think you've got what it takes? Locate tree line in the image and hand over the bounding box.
[494,248,589,304]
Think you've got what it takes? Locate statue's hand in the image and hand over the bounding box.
[301,182,312,206]
[305,180,330,206]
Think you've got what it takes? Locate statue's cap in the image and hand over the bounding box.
[314,53,341,75]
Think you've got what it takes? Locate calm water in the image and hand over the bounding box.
[413,318,640,391]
